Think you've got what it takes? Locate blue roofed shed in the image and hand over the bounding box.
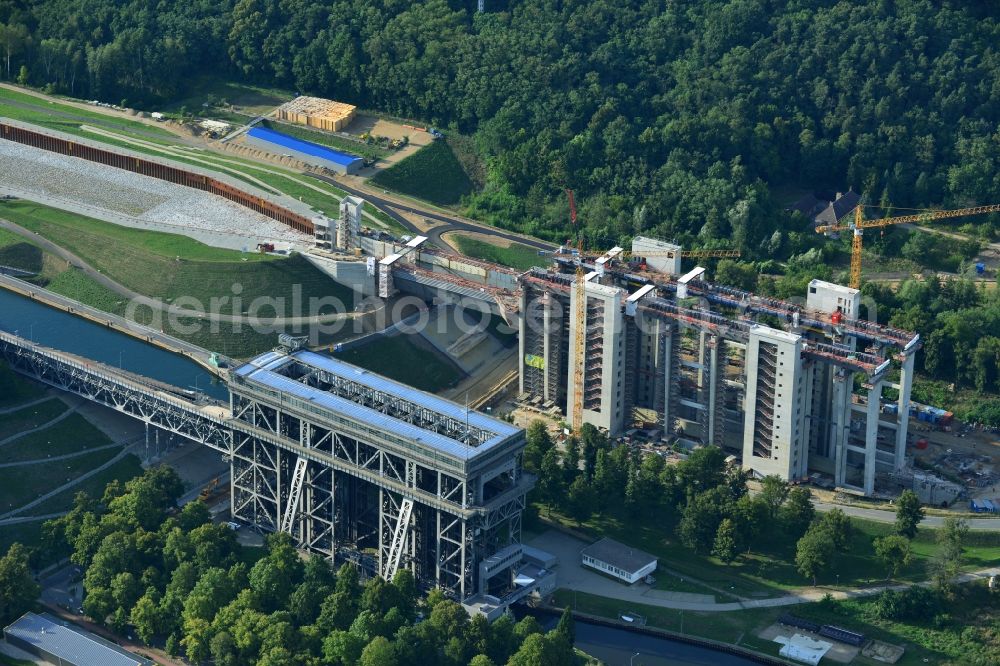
[245,126,364,174]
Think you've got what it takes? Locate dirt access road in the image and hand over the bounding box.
[4,82,559,259]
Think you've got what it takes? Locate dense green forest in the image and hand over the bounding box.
[6,467,580,665]
[2,0,1000,251]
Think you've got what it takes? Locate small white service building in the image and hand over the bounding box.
[580,537,658,584]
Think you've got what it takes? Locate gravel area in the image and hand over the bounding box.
[0,138,307,243]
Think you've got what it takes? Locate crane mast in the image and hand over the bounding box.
[816,203,1000,289]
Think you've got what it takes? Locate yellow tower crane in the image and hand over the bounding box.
[586,248,741,262]
[816,203,1000,289]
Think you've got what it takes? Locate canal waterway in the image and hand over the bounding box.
[527,610,765,666]
[1,286,767,666]
[0,289,228,400]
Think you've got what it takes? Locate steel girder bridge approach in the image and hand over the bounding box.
[0,331,537,613]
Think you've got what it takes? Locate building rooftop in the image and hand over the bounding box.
[232,350,522,462]
[808,279,859,296]
[246,127,362,168]
[750,324,802,344]
[631,236,681,252]
[278,96,356,123]
[815,190,861,226]
[3,612,150,666]
[581,538,657,574]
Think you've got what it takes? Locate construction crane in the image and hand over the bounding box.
[624,249,741,260]
[679,249,742,259]
[566,189,586,434]
[816,203,1000,289]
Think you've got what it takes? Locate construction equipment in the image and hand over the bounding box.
[198,476,222,501]
[816,203,1000,288]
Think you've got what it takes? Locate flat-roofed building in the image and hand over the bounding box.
[245,127,364,175]
[3,612,152,666]
[580,537,658,584]
[277,96,357,132]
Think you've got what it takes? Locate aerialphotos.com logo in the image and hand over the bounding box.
[121,283,518,345]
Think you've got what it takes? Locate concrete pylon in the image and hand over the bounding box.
[863,380,884,495]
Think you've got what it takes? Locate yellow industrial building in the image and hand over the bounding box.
[276,96,357,132]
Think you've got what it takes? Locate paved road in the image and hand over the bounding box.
[0,394,53,415]
[813,500,1000,530]
[0,436,141,521]
[0,441,121,468]
[0,83,188,144]
[0,511,66,525]
[531,529,999,613]
[304,172,557,252]
[0,404,76,447]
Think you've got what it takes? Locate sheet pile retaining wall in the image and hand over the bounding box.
[0,121,315,235]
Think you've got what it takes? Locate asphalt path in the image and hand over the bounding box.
[813,500,1000,530]
[0,219,369,327]
[0,89,186,144]
[304,172,557,252]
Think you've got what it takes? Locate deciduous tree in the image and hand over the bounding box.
[873,535,912,579]
[0,544,39,624]
[894,490,924,539]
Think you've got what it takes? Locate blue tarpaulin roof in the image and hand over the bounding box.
[247,126,363,167]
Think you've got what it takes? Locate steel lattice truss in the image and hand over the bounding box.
[0,335,231,450]
[1,334,530,600]
[299,365,496,446]
[230,385,530,598]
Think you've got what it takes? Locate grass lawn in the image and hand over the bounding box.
[260,119,388,160]
[0,200,357,349]
[41,268,133,313]
[336,334,464,393]
[0,226,47,274]
[553,586,994,666]
[0,455,144,561]
[0,447,119,514]
[0,199,270,263]
[0,362,47,409]
[0,521,44,557]
[1,413,114,463]
[0,85,175,141]
[157,77,290,116]
[1,201,364,357]
[538,503,1000,600]
[363,202,410,235]
[24,453,143,517]
[450,234,544,271]
[554,588,779,646]
[0,398,67,441]
[370,139,473,206]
